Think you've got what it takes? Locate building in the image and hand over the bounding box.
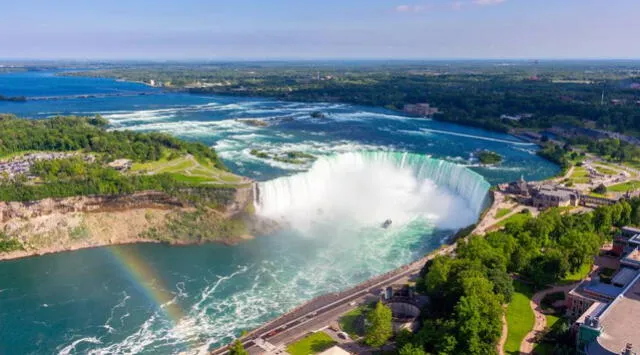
[107,159,132,171]
[531,186,580,209]
[403,103,439,117]
[521,131,543,141]
[505,176,530,196]
[567,278,625,319]
[549,124,609,141]
[381,285,423,333]
[569,226,640,354]
[575,272,640,354]
[318,346,351,355]
[500,113,533,121]
[613,227,640,257]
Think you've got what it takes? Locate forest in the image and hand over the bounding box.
[0,114,225,168]
[0,115,234,204]
[399,199,639,355]
[63,61,640,135]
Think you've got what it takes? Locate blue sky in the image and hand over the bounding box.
[1,0,639,60]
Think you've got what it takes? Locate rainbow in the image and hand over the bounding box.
[107,245,186,324]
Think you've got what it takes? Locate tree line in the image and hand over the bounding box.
[396,198,639,355]
[0,114,225,169]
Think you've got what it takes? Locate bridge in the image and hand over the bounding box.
[209,244,456,354]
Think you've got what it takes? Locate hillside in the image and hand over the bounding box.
[0,115,266,259]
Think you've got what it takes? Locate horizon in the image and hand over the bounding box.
[2,0,639,60]
[3,58,640,63]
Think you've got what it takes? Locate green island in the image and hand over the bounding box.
[477,150,503,165]
[249,149,316,165]
[0,94,27,102]
[0,114,258,257]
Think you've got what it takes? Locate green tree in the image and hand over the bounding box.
[593,207,612,234]
[528,250,569,288]
[228,339,248,355]
[365,301,393,348]
[398,343,427,355]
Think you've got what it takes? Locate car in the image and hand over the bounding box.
[336,331,350,340]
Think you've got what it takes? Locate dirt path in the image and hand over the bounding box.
[472,191,537,236]
[552,165,574,183]
[519,284,576,354]
[498,312,507,355]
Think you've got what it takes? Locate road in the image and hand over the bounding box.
[210,245,455,355]
[211,188,504,354]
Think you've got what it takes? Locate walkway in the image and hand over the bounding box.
[498,312,507,355]
[518,283,576,354]
[473,193,537,236]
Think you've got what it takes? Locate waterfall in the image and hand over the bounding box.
[255,151,490,231]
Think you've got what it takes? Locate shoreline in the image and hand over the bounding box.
[0,187,259,262]
[0,234,255,262]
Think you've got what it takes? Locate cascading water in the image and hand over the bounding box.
[255,151,490,233]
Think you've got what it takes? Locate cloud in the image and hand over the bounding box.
[472,0,507,5]
[395,4,429,13]
[451,1,463,10]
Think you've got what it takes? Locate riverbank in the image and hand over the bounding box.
[0,186,263,261]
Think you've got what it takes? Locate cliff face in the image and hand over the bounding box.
[0,185,259,260]
[0,191,185,223]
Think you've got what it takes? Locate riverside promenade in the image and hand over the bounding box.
[210,244,455,354]
[210,189,502,355]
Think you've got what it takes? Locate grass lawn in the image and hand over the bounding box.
[497,211,531,227]
[561,263,591,284]
[568,166,590,184]
[496,208,511,219]
[286,332,336,355]
[607,180,640,193]
[131,155,242,185]
[505,281,535,355]
[588,192,607,198]
[339,306,366,338]
[545,314,560,328]
[594,165,619,176]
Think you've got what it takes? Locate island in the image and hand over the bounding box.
[0,114,270,260]
[0,94,27,102]
[476,150,503,165]
[250,149,316,165]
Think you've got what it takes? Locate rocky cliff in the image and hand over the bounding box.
[0,185,262,260]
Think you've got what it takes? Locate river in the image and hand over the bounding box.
[0,71,558,354]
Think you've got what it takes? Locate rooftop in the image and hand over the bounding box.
[621,226,640,237]
[318,346,351,355]
[621,249,640,268]
[629,234,640,246]
[591,275,640,354]
[611,268,638,287]
[583,282,624,300]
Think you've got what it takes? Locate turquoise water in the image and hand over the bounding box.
[0,72,558,354]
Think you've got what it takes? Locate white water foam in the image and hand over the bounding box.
[256,151,490,233]
[418,128,536,146]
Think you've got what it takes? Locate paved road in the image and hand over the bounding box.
[211,187,504,354]
[210,246,454,354]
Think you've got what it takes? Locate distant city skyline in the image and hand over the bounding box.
[2,0,639,60]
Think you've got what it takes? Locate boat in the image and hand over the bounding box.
[381,219,392,229]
